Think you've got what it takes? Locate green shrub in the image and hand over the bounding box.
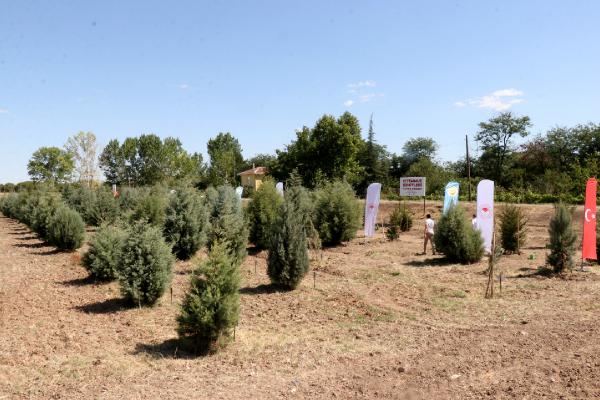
[177,241,240,353]
[63,185,97,224]
[386,225,400,241]
[47,205,86,250]
[29,191,62,240]
[130,188,168,227]
[82,225,126,280]
[267,188,310,289]
[119,222,174,306]
[206,185,248,265]
[547,204,577,273]
[0,193,20,218]
[389,202,413,234]
[88,188,120,226]
[499,204,528,254]
[313,181,361,246]
[163,187,209,260]
[246,179,283,249]
[434,205,484,264]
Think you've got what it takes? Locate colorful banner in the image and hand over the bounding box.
[443,182,460,214]
[276,182,284,197]
[582,178,597,260]
[476,180,495,253]
[364,183,382,237]
[400,177,426,197]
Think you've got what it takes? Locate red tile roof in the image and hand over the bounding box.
[238,166,268,176]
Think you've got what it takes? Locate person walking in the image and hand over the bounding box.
[471,214,478,230]
[423,213,435,255]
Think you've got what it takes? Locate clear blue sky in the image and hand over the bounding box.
[1,0,599,182]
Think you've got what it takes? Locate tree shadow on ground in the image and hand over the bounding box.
[35,248,63,256]
[14,242,47,249]
[74,298,130,314]
[404,257,452,268]
[239,283,289,295]
[60,275,106,287]
[510,267,555,279]
[134,339,199,360]
[17,235,38,241]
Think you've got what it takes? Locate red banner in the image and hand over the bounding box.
[582,178,597,260]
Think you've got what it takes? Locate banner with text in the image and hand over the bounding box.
[582,178,597,260]
[364,183,382,237]
[443,182,460,214]
[400,177,426,197]
[476,180,495,253]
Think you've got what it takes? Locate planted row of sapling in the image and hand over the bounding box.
[0,189,85,250]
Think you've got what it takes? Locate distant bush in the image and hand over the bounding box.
[267,186,310,289]
[177,241,240,353]
[28,191,62,240]
[163,187,209,260]
[119,222,174,306]
[47,205,86,250]
[206,185,248,265]
[130,187,168,228]
[499,204,528,254]
[547,204,577,273]
[63,185,97,224]
[313,181,361,246]
[89,188,120,226]
[389,202,413,234]
[434,205,484,264]
[82,225,126,280]
[246,179,283,249]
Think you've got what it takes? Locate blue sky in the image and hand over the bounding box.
[1,0,599,182]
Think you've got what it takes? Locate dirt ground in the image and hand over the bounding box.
[2,201,600,399]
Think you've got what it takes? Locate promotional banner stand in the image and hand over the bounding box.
[581,178,597,270]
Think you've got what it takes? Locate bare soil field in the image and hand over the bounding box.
[2,201,600,399]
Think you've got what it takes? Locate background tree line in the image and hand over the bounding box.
[3,112,599,202]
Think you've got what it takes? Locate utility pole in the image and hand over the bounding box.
[466,134,472,202]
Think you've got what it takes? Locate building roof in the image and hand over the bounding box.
[238,166,268,176]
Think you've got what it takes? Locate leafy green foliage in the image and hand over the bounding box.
[206,132,244,186]
[434,206,484,264]
[386,225,400,241]
[119,222,174,306]
[246,179,283,249]
[82,225,126,280]
[130,186,168,228]
[206,185,248,265]
[163,187,209,260]
[177,241,240,353]
[27,146,74,184]
[499,204,528,253]
[547,204,577,273]
[47,205,86,250]
[98,134,201,186]
[313,181,361,246]
[272,113,364,188]
[389,202,413,233]
[267,185,310,289]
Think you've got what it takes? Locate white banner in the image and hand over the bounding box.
[276,182,284,197]
[400,177,426,197]
[364,183,382,237]
[476,179,495,252]
[235,186,243,200]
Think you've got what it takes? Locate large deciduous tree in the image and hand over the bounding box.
[206,132,244,186]
[28,147,74,184]
[98,134,199,186]
[273,112,363,188]
[475,112,531,185]
[64,131,98,186]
